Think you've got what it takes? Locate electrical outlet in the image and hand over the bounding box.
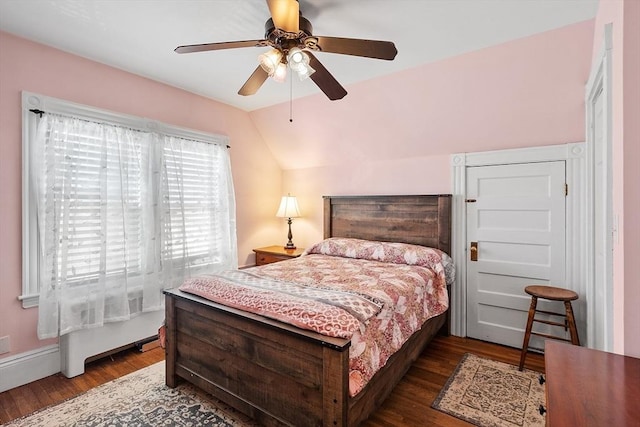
[0,336,10,354]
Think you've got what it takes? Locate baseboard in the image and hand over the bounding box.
[0,344,60,393]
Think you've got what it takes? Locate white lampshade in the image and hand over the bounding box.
[287,48,315,81]
[287,48,305,65]
[272,62,288,83]
[295,63,315,80]
[258,49,283,76]
[276,195,301,218]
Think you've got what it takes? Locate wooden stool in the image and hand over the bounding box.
[519,285,579,371]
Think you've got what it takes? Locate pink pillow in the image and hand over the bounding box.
[304,238,455,283]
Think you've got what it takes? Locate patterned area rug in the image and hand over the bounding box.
[5,361,258,427]
[432,353,546,427]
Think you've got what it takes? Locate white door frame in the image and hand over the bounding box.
[450,143,587,342]
[585,24,613,351]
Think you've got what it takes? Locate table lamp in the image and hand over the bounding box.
[276,194,301,249]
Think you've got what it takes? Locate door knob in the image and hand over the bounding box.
[470,241,478,261]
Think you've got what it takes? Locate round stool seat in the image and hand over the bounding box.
[525,285,578,301]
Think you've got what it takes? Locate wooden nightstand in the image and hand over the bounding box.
[253,245,304,266]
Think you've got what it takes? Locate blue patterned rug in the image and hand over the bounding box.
[5,361,258,426]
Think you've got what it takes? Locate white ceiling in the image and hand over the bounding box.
[0,0,598,112]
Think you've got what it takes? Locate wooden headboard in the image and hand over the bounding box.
[323,195,452,254]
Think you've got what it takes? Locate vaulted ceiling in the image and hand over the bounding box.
[0,0,598,112]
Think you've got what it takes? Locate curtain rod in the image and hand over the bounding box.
[28,108,230,149]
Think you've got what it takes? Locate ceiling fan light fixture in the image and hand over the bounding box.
[294,63,315,80]
[258,48,283,76]
[272,62,288,82]
[287,47,307,66]
[286,47,315,80]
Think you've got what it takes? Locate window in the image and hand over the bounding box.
[161,135,237,276]
[21,92,236,338]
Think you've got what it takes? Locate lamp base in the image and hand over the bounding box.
[284,217,296,250]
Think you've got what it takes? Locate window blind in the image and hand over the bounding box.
[42,120,146,288]
[161,135,230,276]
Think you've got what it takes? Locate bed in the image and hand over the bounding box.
[164,194,452,426]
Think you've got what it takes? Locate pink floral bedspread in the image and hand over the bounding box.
[179,238,451,396]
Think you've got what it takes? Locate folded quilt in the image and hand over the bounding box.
[180,269,382,338]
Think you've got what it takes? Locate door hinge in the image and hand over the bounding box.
[565,183,568,196]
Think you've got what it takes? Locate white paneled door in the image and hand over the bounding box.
[466,162,566,349]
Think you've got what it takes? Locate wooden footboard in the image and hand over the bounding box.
[165,289,351,426]
[165,289,445,427]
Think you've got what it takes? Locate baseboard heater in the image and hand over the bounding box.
[59,310,164,378]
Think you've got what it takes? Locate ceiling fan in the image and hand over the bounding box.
[174,0,397,101]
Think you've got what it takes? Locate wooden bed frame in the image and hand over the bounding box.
[164,194,452,426]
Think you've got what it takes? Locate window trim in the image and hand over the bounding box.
[20,91,229,308]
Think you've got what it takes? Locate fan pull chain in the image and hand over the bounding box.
[289,72,293,123]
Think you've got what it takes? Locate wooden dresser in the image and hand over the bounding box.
[253,245,304,266]
[544,340,640,426]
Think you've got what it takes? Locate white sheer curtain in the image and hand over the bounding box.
[34,114,237,339]
[149,134,238,306]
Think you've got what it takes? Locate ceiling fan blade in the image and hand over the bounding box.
[306,52,347,101]
[266,0,299,33]
[309,36,397,60]
[175,40,267,54]
[238,66,270,96]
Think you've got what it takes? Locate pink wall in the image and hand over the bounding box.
[252,20,594,171]
[591,0,640,357]
[0,32,283,358]
[250,20,594,247]
[279,155,452,248]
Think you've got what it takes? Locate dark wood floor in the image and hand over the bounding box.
[0,335,544,426]
[363,335,544,427]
